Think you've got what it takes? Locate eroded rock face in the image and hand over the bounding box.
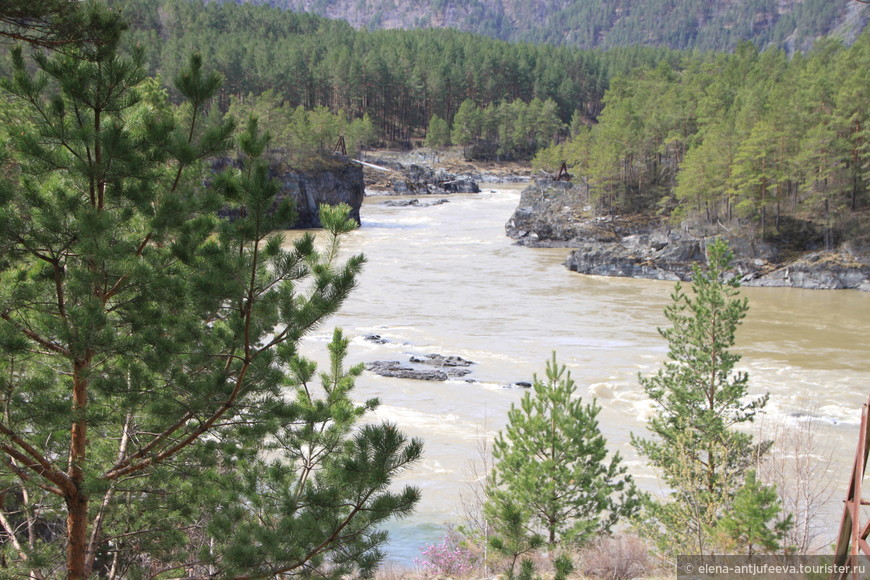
[505,181,617,247]
[507,179,870,290]
[274,160,365,228]
[740,252,870,290]
[214,155,365,229]
[564,239,870,289]
[564,243,685,281]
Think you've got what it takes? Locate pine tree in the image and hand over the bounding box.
[0,21,420,579]
[424,114,451,148]
[715,470,793,555]
[451,99,482,159]
[631,238,768,555]
[486,354,640,547]
[487,501,545,580]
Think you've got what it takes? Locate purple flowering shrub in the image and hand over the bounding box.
[415,530,478,577]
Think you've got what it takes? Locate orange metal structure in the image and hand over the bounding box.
[833,394,870,579]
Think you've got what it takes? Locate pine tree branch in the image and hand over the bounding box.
[105,363,251,480]
[0,437,68,496]
[0,507,38,575]
[0,455,63,496]
[0,312,70,356]
[105,342,250,479]
[105,410,195,479]
[234,490,378,580]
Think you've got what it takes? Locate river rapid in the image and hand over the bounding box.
[286,185,870,564]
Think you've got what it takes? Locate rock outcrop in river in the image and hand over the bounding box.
[366,354,475,381]
[215,155,365,228]
[506,180,870,291]
[276,158,365,227]
[364,159,480,196]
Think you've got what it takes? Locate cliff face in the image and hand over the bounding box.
[265,0,867,52]
[215,156,365,229]
[506,180,870,291]
[274,160,365,228]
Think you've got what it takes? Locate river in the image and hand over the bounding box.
[289,185,870,565]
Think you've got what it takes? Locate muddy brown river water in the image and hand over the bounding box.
[286,185,870,563]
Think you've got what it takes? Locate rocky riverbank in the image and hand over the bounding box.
[506,180,870,291]
[360,148,530,195]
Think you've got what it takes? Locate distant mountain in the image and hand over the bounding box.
[241,0,868,52]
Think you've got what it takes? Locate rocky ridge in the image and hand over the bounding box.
[506,180,870,291]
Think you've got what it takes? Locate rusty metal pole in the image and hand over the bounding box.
[832,394,870,579]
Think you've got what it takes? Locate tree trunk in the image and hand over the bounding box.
[66,492,89,580]
[68,359,91,580]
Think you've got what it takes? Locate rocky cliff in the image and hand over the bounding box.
[263,0,867,53]
[274,158,365,228]
[216,155,365,228]
[506,180,870,291]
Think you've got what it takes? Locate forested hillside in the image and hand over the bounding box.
[239,0,868,52]
[108,0,674,147]
[4,0,692,157]
[97,0,870,246]
[10,0,864,246]
[534,36,870,248]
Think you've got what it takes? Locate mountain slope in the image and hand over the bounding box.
[249,0,868,51]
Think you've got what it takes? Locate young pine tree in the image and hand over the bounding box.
[486,354,640,548]
[715,470,793,555]
[424,114,451,148]
[487,500,544,580]
[631,238,769,556]
[0,21,420,579]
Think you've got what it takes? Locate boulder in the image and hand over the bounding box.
[409,354,475,367]
[366,353,477,381]
[440,178,479,193]
[365,361,449,381]
[505,381,533,389]
[383,199,449,207]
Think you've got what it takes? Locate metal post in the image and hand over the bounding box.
[833,395,870,579]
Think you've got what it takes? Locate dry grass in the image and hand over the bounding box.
[577,535,655,580]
